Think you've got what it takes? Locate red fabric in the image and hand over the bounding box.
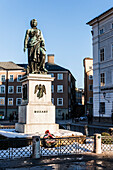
[45,130,49,134]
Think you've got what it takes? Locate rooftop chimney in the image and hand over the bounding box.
[47,54,54,64]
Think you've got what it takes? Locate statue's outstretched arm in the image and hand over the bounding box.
[24,30,29,52]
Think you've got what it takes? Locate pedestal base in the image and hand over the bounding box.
[15,123,59,134]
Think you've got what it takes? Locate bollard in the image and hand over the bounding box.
[84,125,88,137]
[32,136,40,158]
[67,123,70,130]
[109,128,113,136]
[94,133,101,154]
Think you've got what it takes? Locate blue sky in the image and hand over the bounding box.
[0,0,113,87]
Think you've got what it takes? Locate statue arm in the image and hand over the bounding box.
[24,30,29,52]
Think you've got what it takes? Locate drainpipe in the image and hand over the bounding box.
[5,70,8,119]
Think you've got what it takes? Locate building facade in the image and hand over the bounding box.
[75,88,85,117]
[87,8,113,121]
[0,55,76,120]
[46,55,76,120]
[83,58,93,116]
[0,62,25,119]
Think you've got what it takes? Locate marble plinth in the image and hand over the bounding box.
[15,74,59,134]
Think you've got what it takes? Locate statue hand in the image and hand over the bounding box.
[24,48,26,52]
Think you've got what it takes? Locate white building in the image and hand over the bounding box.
[87,8,113,122]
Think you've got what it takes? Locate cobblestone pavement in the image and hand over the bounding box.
[1,152,113,170]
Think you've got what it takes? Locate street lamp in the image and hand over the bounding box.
[103,92,110,103]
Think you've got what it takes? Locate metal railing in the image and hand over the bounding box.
[40,136,94,156]
[1,135,113,159]
[101,136,113,152]
[0,138,32,159]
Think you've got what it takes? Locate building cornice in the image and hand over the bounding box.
[86,7,113,26]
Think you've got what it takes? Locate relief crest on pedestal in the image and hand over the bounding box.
[34,84,46,98]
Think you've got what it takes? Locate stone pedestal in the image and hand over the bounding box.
[15,74,59,134]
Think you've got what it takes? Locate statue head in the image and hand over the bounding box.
[30,19,37,28]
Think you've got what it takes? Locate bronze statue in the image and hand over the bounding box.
[34,84,46,98]
[24,19,47,74]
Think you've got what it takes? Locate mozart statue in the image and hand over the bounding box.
[24,19,47,74]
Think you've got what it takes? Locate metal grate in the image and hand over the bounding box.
[0,138,32,159]
[40,136,94,156]
[101,136,113,152]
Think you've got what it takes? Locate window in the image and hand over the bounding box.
[51,85,54,93]
[89,97,93,104]
[89,84,93,91]
[8,98,13,106]
[100,28,104,35]
[57,98,63,106]
[9,75,14,82]
[0,85,5,93]
[17,75,22,82]
[68,74,71,82]
[8,86,14,93]
[112,23,113,29]
[100,73,105,86]
[50,73,54,77]
[16,86,22,93]
[100,48,104,61]
[0,97,5,105]
[89,66,92,70]
[89,75,93,80]
[16,98,22,105]
[1,75,5,82]
[57,74,63,80]
[112,44,113,58]
[100,102,105,114]
[57,85,63,93]
[51,98,54,104]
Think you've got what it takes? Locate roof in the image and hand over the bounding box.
[17,62,76,80]
[87,7,113,26]
[18,62,69,72]
[45,62,69,72]
[0,62,24,70]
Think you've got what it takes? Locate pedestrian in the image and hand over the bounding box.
[62,113,64,120]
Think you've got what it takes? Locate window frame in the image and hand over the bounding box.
[51,85,54,93]
[50,73,54,77]
[17,75,22,82]
[1,75,5,82]
[57,73,63,80]
[57,98,63,106]
[8,86,14,93]
[16,86,22,93]
[89,97,93,104]
[99,28,104,35]
[111,44,113,58]
[0,85,5,94]
[8,98,13,106]
[0,97,5,106]
[100,73,105,86]
[89,84,93,91]
[16,98,22,106]
[9,75,14,82]
[100,48,105,62]
[100,102,105,114]
[57,85,63,93]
